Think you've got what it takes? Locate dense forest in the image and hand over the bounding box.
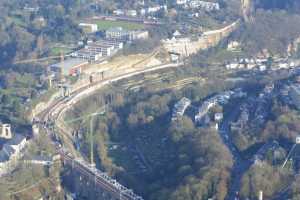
[231,97,300,153]
[2,0,300,199]
[64,80,237,200]
[0,0,89,128]
[232,10,300,56]
[0,0,86,63]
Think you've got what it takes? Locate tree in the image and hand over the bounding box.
[1,94,12,105]
[240,162,292,199]
[169,116,195,142]
[127,113,138,128]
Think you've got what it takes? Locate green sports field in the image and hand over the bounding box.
[94,20,145,30]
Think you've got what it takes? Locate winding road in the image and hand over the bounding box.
[221,70,300,200]
[218,103,253,200]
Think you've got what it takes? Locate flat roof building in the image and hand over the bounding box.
[95,40,124,49]
[86,42,116,56]
[79,23,98,33]
[72,39,123,61]
[106,27,149,42]
[71,49,103,62]
[106,27,130,42]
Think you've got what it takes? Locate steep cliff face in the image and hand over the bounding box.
[240,0,300,22]
[241,0,253,22]
[254,0,300,11]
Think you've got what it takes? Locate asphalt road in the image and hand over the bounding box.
[218,101,253,200]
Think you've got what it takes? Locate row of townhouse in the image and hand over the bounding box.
[195,89,246,124]
[176,0,220,11]
[225,57,296,71]
[105,27,149,42]
[113,5,167,17]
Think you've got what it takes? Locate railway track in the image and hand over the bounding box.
[34,62,183,200]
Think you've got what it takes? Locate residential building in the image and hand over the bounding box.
[259,65,267,71]
[195,99,218,123]
[126,10,138,17]
[87,42,116,56]
[106,27,149,42]
[195,91,234,124]
[169,52,181,62]
[113,9,125,16]
[131,30,149,40]
[96,39,124,49]
[227,41,240,51]
[71,49,103,62]
[173,30,182,38]
[177,0,188,5]
[215,123,219,130]
[23,5,39,12]
[140,8,146,16]
[225,63,239,69]
[113,9,138,17]
[6,135,27,153]
[0,124,12,139]
[106,27,131,41]
[162,37,192,56]
[189,0,220,11]
[279,62,289,69]
[214,113,223,121]
[147,6,162,13]
[79,23,98,33]
[0,146,14,175]
[139,0,145,6]
[289,84,300,109]
[72,40,123,61]
[296,136,300,144]
[0,135,27,176]
[49,58,89,76]
[34,16,46,27]
[171,97,191,121]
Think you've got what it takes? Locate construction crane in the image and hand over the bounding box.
[282,136,300,168]
[64,106,106,167]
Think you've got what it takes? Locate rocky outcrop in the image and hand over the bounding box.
[241,0,254,22]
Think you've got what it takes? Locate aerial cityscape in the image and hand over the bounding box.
[0,0,300,199]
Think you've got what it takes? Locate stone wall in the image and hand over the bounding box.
[162,20,240,57]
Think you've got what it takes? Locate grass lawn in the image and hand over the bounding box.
[50,47,73,56]
[94,20,145,30]
[9,15,26,27]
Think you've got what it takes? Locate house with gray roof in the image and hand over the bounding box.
[0,134,27,176]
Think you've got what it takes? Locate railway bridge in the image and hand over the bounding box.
[59,150,143,200]
[35,63,183,200]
